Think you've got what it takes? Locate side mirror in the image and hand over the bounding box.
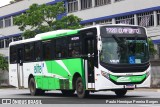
[97,41,102,52]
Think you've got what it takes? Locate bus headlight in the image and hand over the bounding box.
[146,70,150,77]
[101,71,110,79]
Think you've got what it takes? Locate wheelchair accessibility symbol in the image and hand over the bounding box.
[129,56,135,64]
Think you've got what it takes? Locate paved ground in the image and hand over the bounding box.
[0,88,160,107]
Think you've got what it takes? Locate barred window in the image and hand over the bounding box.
[82,22,93,27]
[5,38,12,48]
[13,36,22,41]
[115,15,134,25]
[0,39,4,48]
[4,17,11,27]
[81,0,92,10]
[0,19,3,28]
[95,19,112,25]
[137,12,154,27]
[95,0,111,6]
[157,10,160,25]
[68,0,78,13]
[115,0,123,2]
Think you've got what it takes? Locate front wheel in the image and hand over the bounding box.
[115,89,127,97]
[76,77,89,98]
[29,78,45,96]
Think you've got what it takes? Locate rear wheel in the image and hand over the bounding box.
[61,90,75,96]
[76,77,89,98]
[115,89,127,97]
[29,78,45,96]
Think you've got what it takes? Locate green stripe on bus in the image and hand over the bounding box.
[110,74,146,83]
[41,30,79,40]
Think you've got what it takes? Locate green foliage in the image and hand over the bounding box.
[14,2,82,39]
[148,38,157,55]
[0,54,8,71]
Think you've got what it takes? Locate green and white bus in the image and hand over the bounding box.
[9,24,151,98]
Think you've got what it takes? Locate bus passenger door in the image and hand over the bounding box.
[84,37,95,89]
[17,47,24,88]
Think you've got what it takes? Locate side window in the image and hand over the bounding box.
[35,41,42,61]
[24,43,34,62]
[43,40,53,60]
[10,46,17,64]
[68,35,82,57]
[56,38,68,58]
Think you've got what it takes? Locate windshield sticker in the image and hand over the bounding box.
[129,56,135,64]
[135,59,141,64]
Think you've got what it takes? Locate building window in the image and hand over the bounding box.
[115,0,123,2]
[115,15,134,25]
[68,0,78,13]
[13,36,22,41]
[81,0,92,10]
[95,19,112,25]
[4,17,11,27]
[0,19,3,28]
[82,22,93,27]
[95,0,111,6]
[0,39,4,48]
[5,38,12,48]
[157,10,160,25]
[137,12,154,27]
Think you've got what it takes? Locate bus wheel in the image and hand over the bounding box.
[115,89,127,97]
[76,77,89,98]
[29,78,44,96]
[61,90,75,96]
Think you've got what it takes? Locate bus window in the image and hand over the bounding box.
[35,41,42,61]
[42,40,53,60]
[10,46,17,64]
[24,43,34,62]
[68,36,82,57]
[56,38,68,58]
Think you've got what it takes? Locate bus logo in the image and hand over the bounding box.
[34,64,42,73]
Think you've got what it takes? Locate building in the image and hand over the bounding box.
[0,0,160,60]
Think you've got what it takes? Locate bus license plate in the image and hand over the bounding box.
[125,84,135,88]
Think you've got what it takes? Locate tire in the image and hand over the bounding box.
[29,78,45,96]
[61,90,75,96]
[115,89,127,97]
[76,77,89,98]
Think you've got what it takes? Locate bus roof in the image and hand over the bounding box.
[9,24,145,46]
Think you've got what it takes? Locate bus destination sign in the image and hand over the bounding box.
[106,27,141,34]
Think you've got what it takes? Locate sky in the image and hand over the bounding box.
[0,0,12,7]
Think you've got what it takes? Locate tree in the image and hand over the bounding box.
[0,54,8,72]
[148,38,157,56]
[14,2,82,38]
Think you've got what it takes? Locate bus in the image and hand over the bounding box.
[9,24,151,98]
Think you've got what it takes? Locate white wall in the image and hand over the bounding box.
[0,0,53,16]
[69,0,160,20]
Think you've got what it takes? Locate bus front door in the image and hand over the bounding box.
[17,47,24,88]
[84,37,95,89]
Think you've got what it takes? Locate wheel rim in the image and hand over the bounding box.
[30,80,35,93]
[77,81,83,94]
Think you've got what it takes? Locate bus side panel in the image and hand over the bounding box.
[62,58,85,89]
[44,58,84,90]
[9,64,18,87]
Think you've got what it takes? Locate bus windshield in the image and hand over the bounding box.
[100,26,149,64]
